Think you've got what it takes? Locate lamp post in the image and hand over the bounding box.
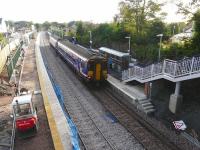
[125,36,131,55]
[88,31,92,49]
[173,25,176,36]
[156,34,163,62]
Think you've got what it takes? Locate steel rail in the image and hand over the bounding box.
[41,36,117,150]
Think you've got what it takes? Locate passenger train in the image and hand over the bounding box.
[49,34,108,82]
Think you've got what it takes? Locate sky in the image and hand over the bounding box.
[0,0,186,23]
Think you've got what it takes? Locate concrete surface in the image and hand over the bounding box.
[36,32,72,150]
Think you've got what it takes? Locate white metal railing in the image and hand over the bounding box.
[122,56,200,82]
[10,118,16,150]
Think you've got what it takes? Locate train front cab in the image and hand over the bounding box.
[87,59,107,82]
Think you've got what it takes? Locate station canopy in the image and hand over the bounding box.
[99,47,130,57]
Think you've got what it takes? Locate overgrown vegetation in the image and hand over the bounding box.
[49,0,200,64]
[0,33,7,49]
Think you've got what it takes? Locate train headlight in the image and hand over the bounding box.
[103,70,107,78]
[88,71,93,77]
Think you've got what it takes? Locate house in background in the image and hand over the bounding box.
[0,18,8,33]
[171,22,194,43]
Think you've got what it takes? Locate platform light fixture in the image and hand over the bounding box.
[156,34,163,62]
[125,36,131,55]
[88,31,92,49]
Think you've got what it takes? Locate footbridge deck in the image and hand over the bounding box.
[122,56,200,83]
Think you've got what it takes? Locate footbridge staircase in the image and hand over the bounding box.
[122,56,200,83]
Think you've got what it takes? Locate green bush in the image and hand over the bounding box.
[0,33,7,49]
[192,10,200,51]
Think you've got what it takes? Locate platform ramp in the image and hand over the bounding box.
[107,75,155,114]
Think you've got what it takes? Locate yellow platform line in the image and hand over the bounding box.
[35,42,64,150]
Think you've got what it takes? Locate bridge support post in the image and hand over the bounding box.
[169,82,183,114]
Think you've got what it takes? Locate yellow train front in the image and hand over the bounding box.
[87,56,107,82]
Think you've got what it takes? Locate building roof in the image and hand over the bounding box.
[0,18,7,33]
[171,32,192,43]
[99,47,130,57]
[183,22,193,33]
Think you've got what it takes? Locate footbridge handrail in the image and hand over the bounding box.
[122,56,200,83]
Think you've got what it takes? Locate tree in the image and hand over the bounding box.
[118,0,166,35]
[42,21,50,30]
[192,10,200,50]
[147,19,166,44]
[76,21,86,44]
[176,0,200,19]
[0,33,7,49]
[34,23,41,31]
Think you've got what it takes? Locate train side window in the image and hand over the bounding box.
[88,61,94,70]
[81,61,87,68]
[102,61,107,70]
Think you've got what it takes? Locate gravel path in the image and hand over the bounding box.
[40,33,144,150]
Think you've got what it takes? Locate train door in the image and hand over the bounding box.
[102,60,108,79]
[95,63,101,80]
[87,61,94,79]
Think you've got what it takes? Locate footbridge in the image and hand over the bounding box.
[122,56,200,83]
[122,56,200,114]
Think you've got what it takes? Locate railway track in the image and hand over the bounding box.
[58,82,117,150]
[40,32,198,150]
[40,34,144,150]
[90,85,179,150]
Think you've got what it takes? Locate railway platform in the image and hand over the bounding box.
[35,33,72,150]
[107,75,156,114]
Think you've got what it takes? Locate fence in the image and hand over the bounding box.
[122,56,200,82]
[0,39,20,74]
[6,43,23,79]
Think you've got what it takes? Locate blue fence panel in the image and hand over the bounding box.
[55,85,80,150]
[44,60,80,150]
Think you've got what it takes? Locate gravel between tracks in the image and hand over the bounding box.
[40,33,144,150]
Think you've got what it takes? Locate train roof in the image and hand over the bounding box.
[60,40,95,59]
[99,47,130,57]
[50,34,105,61]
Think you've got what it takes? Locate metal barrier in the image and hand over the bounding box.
[6,43,23,79]
[122,56,200,83]
[10,119,16,150]
[0,39,20,74]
